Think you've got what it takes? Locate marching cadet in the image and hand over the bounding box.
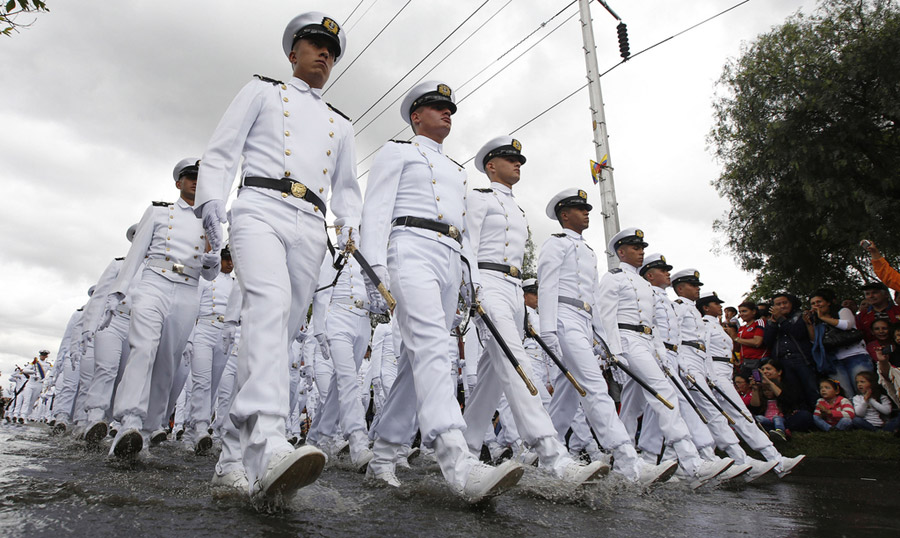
[106,157,219,459]
[360,82,524,500]
[540,189,698,486]
[697,291,805,478]
[183,245,236,454]
[671,270,802,481]
[598,229,729,484]
[314,220,376,471]
[462,136,607,485]
[20,351,50,421]
[522,279,557,407]
[51,294,91,432]
[194,12,362,501]
[637,254,751,482]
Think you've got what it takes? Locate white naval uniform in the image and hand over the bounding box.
[539,229,641,479]
[523,306,556,407]
[674,298,747,462]
[185,273,235,436]
[21,359,48,420]
[111,197,212,438]
[597,264,704,475]
[214,286,244,479]
[461,183,570,475]
[317,252,373,460]
[196,74,361,490]
[360,135,481,490]
[637,286,716,459]
[704,315,782,463]
[366,321,396,418]
[51,308,84,423]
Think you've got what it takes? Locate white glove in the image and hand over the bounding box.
[99,293,123,331]
[451,309,465,330]
[68,350,81,371]
[541,332,563,362]
[200,200,227,251]
[221,322,236,352]
[364,264,390,314]
[201,251,220,270]
[182,342,194,367]
[316,333,332,363]
[336,226,359,251]
[473,314,490,344]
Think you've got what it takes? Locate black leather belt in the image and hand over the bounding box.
[243,176,326,216]
[478,262,521,279]
[619,323,652,335]
[392,216,461,245]
[664,342,678,352]
[681,340,707,352]
[712,356,731,363]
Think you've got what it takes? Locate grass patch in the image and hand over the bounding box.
[739,430,900,460]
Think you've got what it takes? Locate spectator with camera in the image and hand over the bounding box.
[755,358,814,432]
[725,301,769,378]
[749,376,788,441]
[806,288,873,396]
[770,292,819,409]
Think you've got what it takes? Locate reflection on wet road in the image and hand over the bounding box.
[1,423,897,537]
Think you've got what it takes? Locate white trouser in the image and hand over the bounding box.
[12,383,28,418]
[84,312,130,420]
[113,270,200,434]
[639,350,715,457]
[213,336,239,438]
[547,308,639,478]
[324,303,370,444]
[72,342,95,424]
[307,353,340,447]
[227,192,327,488]
[463,326,481,397]
[187,322,226,431]
[567,404,598,452]
[369,234,475,489]
[462,272,561,469]
[525,349,553,407]
[163,349,191,432]
[679,355,745,461]
[616,334,702,474]
[21,380,44,420]
[173,382,189,427]
[709,361,780,461]
[54,357,81,422]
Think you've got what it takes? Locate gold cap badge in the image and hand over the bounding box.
[635,229,644,238]
[322,17,339,35]
[578,190,587,200]
[693,271,700,278]
[511,139,522,151]
[437,84,452,97]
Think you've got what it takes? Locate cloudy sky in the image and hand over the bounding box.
[0,0,818,384]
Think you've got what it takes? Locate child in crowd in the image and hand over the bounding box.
[753,381,788,441]
[734,374,752,407]
[851,371,893,431]
[813,379,854,431]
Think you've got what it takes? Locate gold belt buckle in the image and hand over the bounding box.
[447,225,459,239]
[509,266,519,277]
[217,315,225,323]
[583,302,591,312]
[172,263,185,275]
[642,326,651,335]
[354,300,364,308]
[699,343,706,352]
[290,181,307,198]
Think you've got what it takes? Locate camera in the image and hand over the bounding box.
[861,239,872,249]
[883,344,895,354]
[752,370,761,382]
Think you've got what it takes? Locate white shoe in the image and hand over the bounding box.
[109,428,143,459]
[462,460,524,503]
[689,458,733,489]
[743,458,779,482]
[354,448,374,474]
[716,462,752,481]
[334,440,350,458]
[149,429,168,446]
[561,460,610,486]
[253,446,326,500]
[194,433,213,455]
[84,421,108,445]
[365,464,401,488]
[636,460,678,487]
[405,446,420,464]
[775,455,805,478]
[211,469,249,494]
[518,449,539,467]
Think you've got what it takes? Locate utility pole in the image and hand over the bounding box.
[578,0,620,268]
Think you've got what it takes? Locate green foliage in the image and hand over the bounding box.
[522,226,536,280]
[710,0,900,302]
[1,0,49,36]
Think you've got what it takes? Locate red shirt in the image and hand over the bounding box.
[858,305,900,342]
[738,319,769,361]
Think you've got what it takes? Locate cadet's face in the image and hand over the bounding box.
[221,259,234,274]
[486,156,521,188]
[704,302,723,317]
[560,206,590,233]
[176,176,197,204]
[290,36,336,89]
[411,104,453,142]
[524,292,538,309]
[644,267,671,287]
[676,282,700,301]
[617,244,644,268]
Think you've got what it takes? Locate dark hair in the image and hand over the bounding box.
[772,292,801,312]
[759,357,783,374]
[818,378,846,398]
[810,288,840,318]
[738,300,760,319]
[724,306,737,315]
[854,371,885,400]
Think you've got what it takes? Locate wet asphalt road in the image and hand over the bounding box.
[1,422,898,537]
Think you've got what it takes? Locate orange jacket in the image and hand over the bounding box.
[873,257,900,292]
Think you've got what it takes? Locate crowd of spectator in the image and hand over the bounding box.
[723,240,900,439]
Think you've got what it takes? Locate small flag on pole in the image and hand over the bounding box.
[590,155,608,184]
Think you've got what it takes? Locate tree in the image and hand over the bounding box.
[1,0,48,36]
[522,226,536,280]
[710,0,900,302]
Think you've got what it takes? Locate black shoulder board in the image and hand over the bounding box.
[327,102,351,122]
[703,319,710,323]
[152,201,171,207]
[609,267,622,274]
[389,139,412,144]
[474,188,492,193]
[675,299,684,304]
[115,257,125,261]
[585,244,594,251]
[447,156,464,168]
[253,74,284,85]
[77,307,84,311]
[552,233,567,238]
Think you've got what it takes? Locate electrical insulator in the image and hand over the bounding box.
[616,22,630,60]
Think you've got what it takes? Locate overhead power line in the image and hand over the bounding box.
[347,0,382,33]
[325,0,414,94]
[343,0,368,28]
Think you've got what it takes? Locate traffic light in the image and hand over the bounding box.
[616,22,630,60]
